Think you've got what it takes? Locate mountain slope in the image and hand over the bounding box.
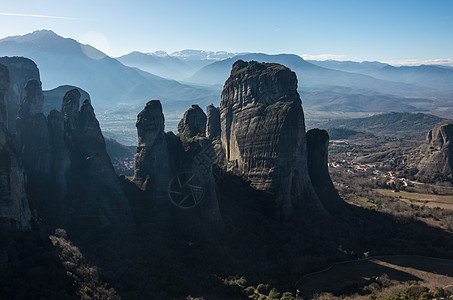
[0,30,218,113]
[188,53,431,97]
[315,112,447,138]
[116,51,197,80]
[309,60,453,91]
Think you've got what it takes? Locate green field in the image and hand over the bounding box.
[296,255,453,299]
[374,189,453,210]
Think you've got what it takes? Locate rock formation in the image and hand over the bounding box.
[0,63,31,229]
[133,101,222,221]
[60,91,133,230]
[134,100,172,197]
[306,129,345,213]
[11,81,133,231]
[417,122,453,182]
[220,60,325,220]
[15,79,51,176]
[43,85,90,116]
[178,104,206,139]
[206,104,220,139]
[0,57,40,133]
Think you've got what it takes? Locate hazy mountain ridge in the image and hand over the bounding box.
[316,112,448,139]
[0,30,218,114]
[309,59,453,91]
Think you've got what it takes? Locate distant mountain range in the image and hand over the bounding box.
[0,30,218,114]
[308,60,453,91]
[1,30,453,144]
[116,50,247,80]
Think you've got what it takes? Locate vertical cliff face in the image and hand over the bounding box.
[220,60,324,219]
[134,100,172,196]
[15,79,51,176]
[12,83,133,231]
[417,122,453,182]
[306,129,345,213]
[206,104,221,139]
[0,63,31,229]
[0,57,40,133]
[60,90,133,230]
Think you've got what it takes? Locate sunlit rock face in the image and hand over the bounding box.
[417,122,453,182]
[0,63,31,230]
[220,60,324,220]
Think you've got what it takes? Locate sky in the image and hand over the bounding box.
[0,0,452,65]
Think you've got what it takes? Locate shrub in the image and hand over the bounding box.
[244,286,255,296]
[256,283,270,295]
[268,288,281,299]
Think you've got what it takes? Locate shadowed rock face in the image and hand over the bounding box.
[60,91,133,230]
[306,129,345,213]
[220,60,324,220]
[178,104,206,139]
[0,63,31,229]
[12,83,133,232]
[0,57,40,133]
[206,104,220,139]
[16,79,51,176]
[417,122,453,182]
[134,100,172,196]
[134,100,222,221]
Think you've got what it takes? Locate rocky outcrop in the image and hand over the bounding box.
[43,85,90,116]
[12,83,133,231]
[133,101,221,221]
[178,104,206,139]
[417,122,453,182]
[206,104,220,139]
[306,129,345,213]
[15,79,51,176]
[60,91,133,230]
[134,100,172,196]
[0,63,31,229]
[220,60,324,220]
[0,57,40,133]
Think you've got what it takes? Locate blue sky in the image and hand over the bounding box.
[0,0,452,64]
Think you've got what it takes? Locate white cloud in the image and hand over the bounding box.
[300,54,349,61]
[385,58,453,67]
[0,12,76,20]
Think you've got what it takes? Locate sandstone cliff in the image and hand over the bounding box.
[220,60,325,219]
[134,100,172,197]
[417,122,453,183]
[0,57,40,133]
[206,104,220,139]
[306,129,346,213]
[133,101,222,221]
[0,63,31,229]
[178,104,206,139]
[16,79,51,176]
